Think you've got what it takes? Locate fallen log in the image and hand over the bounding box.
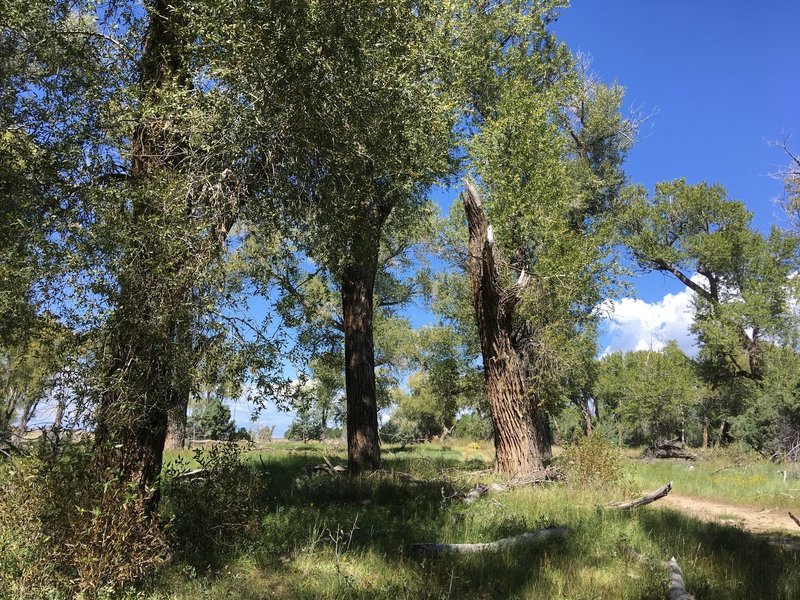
[307,463,347,476]
[411,527,570,557]
[667,557,694,600]
[789,511,800,528]
[461,483,489,503]
[607,482,673,509]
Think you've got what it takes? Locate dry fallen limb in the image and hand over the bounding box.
[461,483,489,503]
[307,458,347,476]
[667,557,695,600]
[171,468,208,481]
[607,482,673,509]
[411,527,570,557]
[789,511,800,528]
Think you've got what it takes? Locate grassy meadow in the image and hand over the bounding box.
[137,439,800,600]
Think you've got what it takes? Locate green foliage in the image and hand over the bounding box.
[187,395,237,442]
[561,431,625,488]
[732,346,800,459]
[594,342,701,446]
[0,445,167,599]
[162,444,269,570]
[622,178,800,387]
[453,411,494,441]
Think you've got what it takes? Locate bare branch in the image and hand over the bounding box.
[607,482,672,509]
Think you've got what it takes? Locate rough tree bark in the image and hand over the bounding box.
[341,237,382,474]
[462,180,546,475]
[94,0,188,512]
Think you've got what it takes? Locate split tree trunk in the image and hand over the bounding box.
[341,251,381,474]
[462,180,544,475]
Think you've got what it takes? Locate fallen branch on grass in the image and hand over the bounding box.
[411,527,571,557]
[171,468,208,481]
[789,512,800,528]
[443,468,562,504]
[667,557,695,599]
[307,456,347,476]
[607,482,673,509]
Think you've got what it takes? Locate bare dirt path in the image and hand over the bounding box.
[657,493,800,549]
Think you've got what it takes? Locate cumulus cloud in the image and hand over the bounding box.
[599,284,698,357]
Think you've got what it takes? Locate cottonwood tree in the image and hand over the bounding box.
[594,343,701,446]
[622,179,800,386]
[70,0,272,510]
[443,1,635,474]
[224,1,453,472]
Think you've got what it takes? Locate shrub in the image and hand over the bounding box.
[161,442,268,569]
[562,432,624,488]
[0,443,167,599]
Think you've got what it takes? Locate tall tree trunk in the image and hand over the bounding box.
[462,181,544,475]
[702,415,709,449]
[341,249,381,474]
[94,0,187,513]
[164,390,189,450]
[164,313,192,451]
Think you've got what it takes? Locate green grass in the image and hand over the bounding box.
[628,450,800,508]
[145,441,800,600]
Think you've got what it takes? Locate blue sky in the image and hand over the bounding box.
[246,1,800,436]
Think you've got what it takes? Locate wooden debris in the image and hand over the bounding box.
[442,468,561,504]
[411,527,570,557]
[308,463,347,476]
[666,557,695,600]
[645,441,697,461]
[789,511,800,528]
[391,471,427,484]
[607,482,673,509]
[172,468,208,481]
[461,483,489,503]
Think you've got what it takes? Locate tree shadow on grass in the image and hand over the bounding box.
[162,447,579,598]
[636,508,800,600]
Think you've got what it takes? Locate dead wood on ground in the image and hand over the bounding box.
[667,557,695,600]
[411,527,571,557]
[607,482,673,509]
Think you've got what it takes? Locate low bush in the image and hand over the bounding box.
[561,431,625,488]
[161,442,269,569]
[0,443,167,599]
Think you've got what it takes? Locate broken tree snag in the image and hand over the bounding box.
[666,557,695,600]
[607,482,673,509]
[411,527,570,557]
[789,512,800,528]
[462,180,545,476]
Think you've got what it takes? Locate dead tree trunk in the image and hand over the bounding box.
[342,247,381,474]
[462,180,544,475]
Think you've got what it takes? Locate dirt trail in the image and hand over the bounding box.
[657,493,800,542]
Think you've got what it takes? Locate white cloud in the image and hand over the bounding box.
[599,285,698,357]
